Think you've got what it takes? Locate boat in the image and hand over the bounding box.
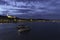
[17,25,30,32]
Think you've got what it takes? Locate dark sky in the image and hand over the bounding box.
[0,0,60,19]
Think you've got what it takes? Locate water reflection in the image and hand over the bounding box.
[17,30,31,40]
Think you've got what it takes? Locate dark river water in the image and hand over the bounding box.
[0,22,60,40]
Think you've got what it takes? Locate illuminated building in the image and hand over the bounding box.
[7,13,16,18]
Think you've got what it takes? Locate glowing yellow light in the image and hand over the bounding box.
[7,16,16,18]
[7,16,12,18]
[14,19,16,21]
[30,19,32,21]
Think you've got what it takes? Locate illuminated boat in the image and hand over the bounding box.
[17,25,30,32]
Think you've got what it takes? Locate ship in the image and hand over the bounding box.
[17,25,31,33]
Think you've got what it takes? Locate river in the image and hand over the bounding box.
[0,22,60,40]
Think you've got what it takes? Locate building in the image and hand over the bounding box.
[7,13,16,18]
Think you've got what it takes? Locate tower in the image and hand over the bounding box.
[7,13,8,16]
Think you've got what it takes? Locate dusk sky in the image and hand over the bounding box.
[0,0,60,19]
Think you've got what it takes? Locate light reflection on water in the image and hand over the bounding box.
[0,22,60,40]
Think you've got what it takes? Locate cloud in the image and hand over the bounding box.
[0,0,8,5]
[0,0,60,19]
[14,0,51,2]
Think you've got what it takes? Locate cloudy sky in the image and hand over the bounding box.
[0,0,60,19]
